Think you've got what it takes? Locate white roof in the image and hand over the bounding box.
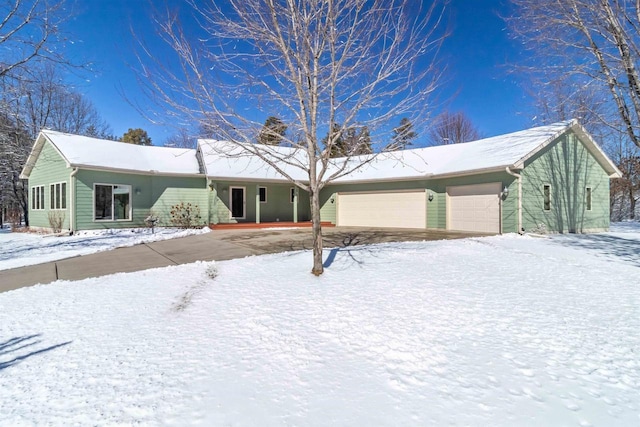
[199,120,621,183]
[22,120,621,182]
[21,130,201,178]
[198,140,310,182]
[333,120,578,182]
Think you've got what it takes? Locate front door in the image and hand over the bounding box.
[230,187,245,219]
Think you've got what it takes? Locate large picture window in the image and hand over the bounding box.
[50,182,67,210]
[94,184,131,221]
[31,185,45,210]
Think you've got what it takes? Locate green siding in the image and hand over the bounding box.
[75,170,208,230]
[521,131,610,233]
[27,141,72,230]
[208,181,311,223]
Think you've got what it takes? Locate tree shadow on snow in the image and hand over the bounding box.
[553,233,640,268]
[0,334,72,371]
[323,232,386,268]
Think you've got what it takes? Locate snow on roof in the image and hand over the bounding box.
[333,120,577,183]
[23,120,618,182]
[198,140,309,182]
[33,130,201,176]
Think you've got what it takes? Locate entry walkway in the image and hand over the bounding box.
[0,227,485,292]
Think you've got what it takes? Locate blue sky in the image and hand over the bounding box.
[66,0,533,146]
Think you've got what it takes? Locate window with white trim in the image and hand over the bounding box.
[259,186,267,203]
[94,184,131,221]
[543,184,551,211]
[585,187,592,211]
[31,185,45,210]
[50,182,67,210]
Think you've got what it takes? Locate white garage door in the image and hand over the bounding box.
[447,183,501,233]
[337,191,426,228]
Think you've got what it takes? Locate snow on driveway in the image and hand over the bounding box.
[0,224,639,426]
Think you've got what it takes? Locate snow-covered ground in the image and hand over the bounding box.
[1,223,639,426]
[0,227,210,271]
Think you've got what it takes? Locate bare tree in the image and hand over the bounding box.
[428,111,479,145]
[164,127,196,148]
[0,0,69,78]
[507,0,640,150]
[0,65,112,226]
[138,0,448,275]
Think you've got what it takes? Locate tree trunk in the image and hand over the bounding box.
[309,188,324,276]
[630,186,637,220]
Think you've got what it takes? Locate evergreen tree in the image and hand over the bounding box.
[388,117,417,151]
[121,128,152,146]
[257,116,287,145]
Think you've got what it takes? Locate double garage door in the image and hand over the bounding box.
[336,182,501,233]
[337,191,427,229]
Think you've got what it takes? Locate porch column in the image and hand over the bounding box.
[256,184,261,224]
[293,187,299,223]
[210,182,219,224]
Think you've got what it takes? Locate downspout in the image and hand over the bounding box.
[505,167,523,234]
[70,168,79,234]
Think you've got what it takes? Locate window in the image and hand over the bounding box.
[94,184,131,221]
[290,187,296,203]
[543,184,551,211]
[585,187,592,211]
[259,187,267,203]
[50,182,67,210]
[31,185,45,210]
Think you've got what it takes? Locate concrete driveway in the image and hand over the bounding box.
[0,227,485,292]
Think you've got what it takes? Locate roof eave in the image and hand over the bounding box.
[70,164,204,178]
[431,166,513,180]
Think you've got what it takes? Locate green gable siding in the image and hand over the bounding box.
[27,141,71,230]
[75,170,208,230]
[208,181,310,223]
[521,131,610,233]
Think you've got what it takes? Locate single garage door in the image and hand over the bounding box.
[447,183,501,233]
[337,191,426,228]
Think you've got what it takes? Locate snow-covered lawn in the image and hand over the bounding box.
[1,223,639,426]
[0,227,210,271]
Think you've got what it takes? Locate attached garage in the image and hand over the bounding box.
[337,191,427,228]
[447,183,501,233]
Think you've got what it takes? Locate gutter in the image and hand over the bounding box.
[70,167,79,233]
[505,166,523,234]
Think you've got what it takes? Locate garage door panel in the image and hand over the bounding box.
[338,191,426,228]
[448,183,501,233]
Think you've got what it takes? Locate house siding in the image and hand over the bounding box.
[207,180,311,223]
[521,131,611,233]
[27,141,71,230]
[75,170,208,230]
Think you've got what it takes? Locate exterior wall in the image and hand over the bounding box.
[521,131,611,233]
[321,173,518,233]
[27,141,71,230]
[208,180,311,223]
[75,170,208,230]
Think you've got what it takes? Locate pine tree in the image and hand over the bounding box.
[257,116,287,145]
[388,117,417,151]
[122,128,152,146]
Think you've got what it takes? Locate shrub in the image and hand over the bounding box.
[48,211,65,233]
[169,202,202,228]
